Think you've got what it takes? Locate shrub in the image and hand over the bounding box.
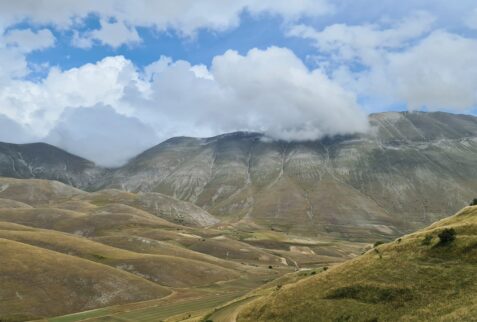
[91,254,107,260]
[470,198,477,206]
[437,228,456,246]
[323,266,328,271]
[268,265,273,269]
[421,235,433,246]
[373,241,385,247]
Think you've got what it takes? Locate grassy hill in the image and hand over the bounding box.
[0,177,360,321]
[0,238,170,321]
[236,206,477,321]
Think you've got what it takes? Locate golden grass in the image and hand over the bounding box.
[0,238,170,321]
[237,206,477,321]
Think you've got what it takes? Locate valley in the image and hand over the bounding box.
[1,111,477,321]
[0,178,362,321]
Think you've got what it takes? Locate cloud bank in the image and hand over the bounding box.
[0,47,368,166]
[1,1,477,166]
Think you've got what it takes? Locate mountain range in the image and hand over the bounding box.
[2,111,477,241]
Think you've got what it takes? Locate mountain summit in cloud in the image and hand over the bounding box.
[0,0,476,164]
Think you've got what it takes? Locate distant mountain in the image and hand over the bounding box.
[2,111,477,241]
[108,112,477,240]
[0,142,107,189]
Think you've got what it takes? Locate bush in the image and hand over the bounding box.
[421,235,433,246]
[268,265,273,269]
[470,198,477,206]
[437,228,456,245]
[373,241,385,247]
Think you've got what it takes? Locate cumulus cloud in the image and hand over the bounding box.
[133,47,368,141]
[0,55,141,138]
[289,13,477,111]
[3,28,55,52]
[0,48,369,165]
[367,31,477,111]
[288,12,435,66]
[466,8,477,30]
[0,114,34,143]
[73,19,141,49]
[0,28,55,83]
[45,106,159,167]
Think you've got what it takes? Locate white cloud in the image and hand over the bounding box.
[132,47,368,141]
[45,106,158,167]
[289,13,477,111]
[288,12,435,66]
[0,28,55,83]
[0,0,332,47]
[73,19,141,49]
[366,31,477,110]
[0,48,369,165]
[3,28,55,52]
[466,8,477,30]
[0,55,142,137]
[0,114,34,143]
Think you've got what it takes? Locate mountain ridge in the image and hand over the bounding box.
[2,111,477,241]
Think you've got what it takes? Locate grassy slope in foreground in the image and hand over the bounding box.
[0,238,170,322]
[237,206,477,321]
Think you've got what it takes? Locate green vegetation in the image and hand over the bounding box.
[373,241,385,247]
[325,285,413,304]
[421,235,433,245]
[437,228,456,246]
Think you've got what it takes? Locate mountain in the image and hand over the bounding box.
[0,142,107,189]
[2,111,477,241]
[236,206,477,321]
[108,111,477,240]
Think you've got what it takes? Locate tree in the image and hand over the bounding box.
[470,198,477,206]
[437,228,456,245]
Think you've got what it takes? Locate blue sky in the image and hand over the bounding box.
[26,12,315,73]
[0,1,476,165]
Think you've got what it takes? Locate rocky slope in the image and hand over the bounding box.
[0,142,107,189]
[108,112,477,240]
[2,111,477,240]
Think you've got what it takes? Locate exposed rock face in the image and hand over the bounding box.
[2,112,477,240]
[108,112,477,240]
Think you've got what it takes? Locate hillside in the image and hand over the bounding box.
[0,237,171,321]
[0,177,360,321]
[0,142,107,190]
[236,206,477,321]
[1,111,477,241]
[108,111,477,240]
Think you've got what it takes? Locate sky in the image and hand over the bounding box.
[0,1,477,166]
